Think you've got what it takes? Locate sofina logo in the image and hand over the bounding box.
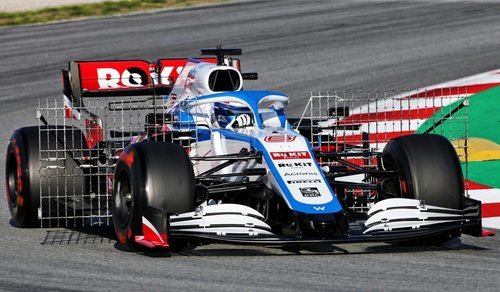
[270,151,311,160]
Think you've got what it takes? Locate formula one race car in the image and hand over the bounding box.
[5,48,487,251]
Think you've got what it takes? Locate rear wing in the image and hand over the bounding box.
[64,58,219,104]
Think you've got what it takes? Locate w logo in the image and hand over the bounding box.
[313,206,325,211]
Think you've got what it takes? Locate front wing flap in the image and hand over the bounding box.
[171,222,478,246]
[137,198,483,248]
[363,198,481,235]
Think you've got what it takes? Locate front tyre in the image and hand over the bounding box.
[381,134,464,244]
[382,134,463,209]
[112,142,195,251]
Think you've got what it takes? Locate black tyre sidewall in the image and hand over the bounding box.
[5,126,89,227]
[112,148,145,250]
[6,129,40,227]
[383,134,463,209]
[112,142,195,251]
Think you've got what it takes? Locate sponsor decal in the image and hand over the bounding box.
[277,162,313,168]
[264,135,297,143]
[97,67,149,89]
[313,206,325,211]
[78,58,218,91]
[300,187,321,197]
[78,60,151,91]
[287,179,321,184]
[157,58,216,85]
[284,172,318,176]
[270,151,311,160]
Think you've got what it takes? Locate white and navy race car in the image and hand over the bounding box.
[5,48,488,251]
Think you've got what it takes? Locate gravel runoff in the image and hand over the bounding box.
[0,0,121,12]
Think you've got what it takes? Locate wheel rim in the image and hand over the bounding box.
[115,171,132,228]
[7,154,18,208]
[380,155,405,199]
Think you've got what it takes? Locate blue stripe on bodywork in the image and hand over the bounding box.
[215,129,343,214]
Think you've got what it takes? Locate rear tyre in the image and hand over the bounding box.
[381,134,464,244]
[112,142,195,251]
[5,126,88,227]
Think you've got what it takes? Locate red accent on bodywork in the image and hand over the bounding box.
[338,108,440,126]
[119,151,135,168]
[85,118,103,149]
[482,202,500,218]
[64,105,73,119]
[400,180,407,194]
[481,229,496,237]
[134,220,169,248]
[402,83,500,99]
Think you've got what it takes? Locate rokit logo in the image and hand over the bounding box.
[284,172,318,176]
[270,151,311,160]
[277,162,313,168]
[264,135,297,143]
[286,179,321,184]
[95,65,184,89]
[300,187,321,197]
[97,67,149,88]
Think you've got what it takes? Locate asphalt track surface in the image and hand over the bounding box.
[1,0,500,291]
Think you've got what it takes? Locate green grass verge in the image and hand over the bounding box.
[416,86,500,188]
[0,0,226,27]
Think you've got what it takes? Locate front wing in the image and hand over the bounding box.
[136,198,484,248]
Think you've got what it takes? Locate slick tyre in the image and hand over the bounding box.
[5,126,88,227]
[381,134,464,244]
[112,142,195,251]
[382,134,463,209]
